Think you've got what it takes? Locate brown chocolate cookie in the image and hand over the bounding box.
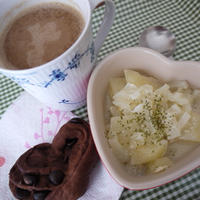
[9,118,98,200]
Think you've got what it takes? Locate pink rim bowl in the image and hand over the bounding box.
[87,47,200,190]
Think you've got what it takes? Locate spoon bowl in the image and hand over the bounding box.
[139,26,176,57]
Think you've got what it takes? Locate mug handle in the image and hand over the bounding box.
[89,0,115,56]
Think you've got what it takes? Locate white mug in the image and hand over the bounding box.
[0,0,115,111]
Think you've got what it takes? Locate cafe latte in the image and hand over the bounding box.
[0,2,84,69]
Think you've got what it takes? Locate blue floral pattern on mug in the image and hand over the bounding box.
[8,77,34,86]
[8,42,95,88]
[49,69,67,81]
[68,53,81,69]
[44,69,68,88]
[59,99,86,105]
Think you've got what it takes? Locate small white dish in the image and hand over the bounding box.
[87,47,200,190]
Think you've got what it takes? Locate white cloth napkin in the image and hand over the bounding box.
[0,92,123,200]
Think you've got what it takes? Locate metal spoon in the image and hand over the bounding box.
[139,26,176,57]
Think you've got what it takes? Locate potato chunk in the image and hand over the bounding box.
[109,136,129,163]
[147,157,172,173]
[124,69,162,89]
[130,140,168,165]
[109,77,126,97]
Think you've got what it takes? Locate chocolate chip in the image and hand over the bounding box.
[69,118,83,124]
[23,174,38,186]
[33,191,50,200]
[49,170,64,185]
[15,187,30,199]
[65,138,78,148]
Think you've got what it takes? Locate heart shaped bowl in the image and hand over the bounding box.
[87,47,200,190]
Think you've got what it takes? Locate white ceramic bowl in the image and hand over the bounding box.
[87,47,200,190]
